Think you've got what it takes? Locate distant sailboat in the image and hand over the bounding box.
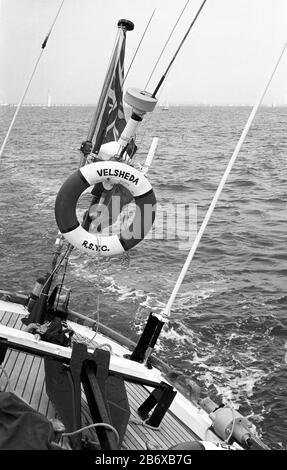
[47,91,52,107]
[42,91,52,109]
[160,99,169,111]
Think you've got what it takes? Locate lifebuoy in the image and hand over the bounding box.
[55,161,156,256]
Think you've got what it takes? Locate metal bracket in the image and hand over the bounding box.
[138,381,177,428]
[0,339,8,365]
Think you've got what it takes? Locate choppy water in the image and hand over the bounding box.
[0,105,286,449]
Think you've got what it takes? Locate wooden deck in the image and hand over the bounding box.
[0,308,199,450]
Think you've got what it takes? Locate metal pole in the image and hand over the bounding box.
[162,40,287,320]
[86,19,134,147]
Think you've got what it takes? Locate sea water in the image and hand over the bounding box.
[0,105,286,448]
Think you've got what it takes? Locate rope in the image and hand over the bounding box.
[98,343,112,353]
[129,418,161,431]
[87,306,100,345]
[61,422,120,445]
[224,405,236,444]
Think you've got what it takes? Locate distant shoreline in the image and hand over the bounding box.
[1,103,286,108]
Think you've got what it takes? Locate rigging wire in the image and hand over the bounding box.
[39,244,72,296]
[123,9,156,86]
[0,0,65,163]
[55,255,69,311]
[144,0,190,91]
[152,0,207,97]
[162,39,287,320]
[137,0,205,149]
[87,238,103,344]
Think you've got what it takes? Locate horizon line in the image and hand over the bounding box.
[1,103,286,108]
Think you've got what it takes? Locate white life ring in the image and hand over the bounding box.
[55,161,156,257]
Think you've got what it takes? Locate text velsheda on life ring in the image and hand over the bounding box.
[55,161,156,256]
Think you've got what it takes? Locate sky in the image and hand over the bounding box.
[1,0,287,105]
